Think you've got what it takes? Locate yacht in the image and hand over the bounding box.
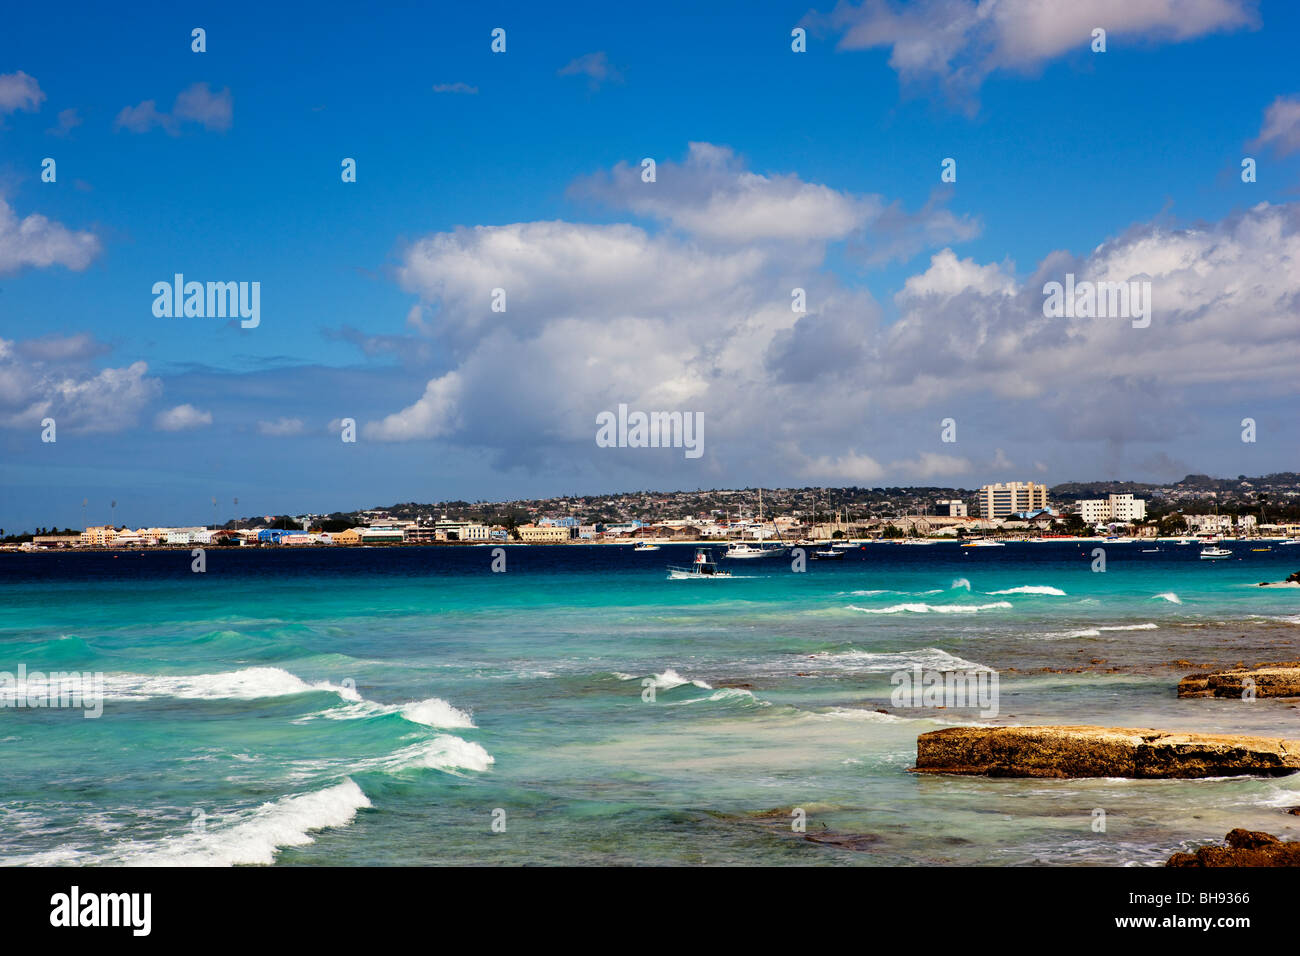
[961,538,1005,548]
[632,541,660,552]
[724,540,785,559]
[1199,546,1232,559]
[831,540,858,549]
[667,549,731,579]
[812,548,845,559]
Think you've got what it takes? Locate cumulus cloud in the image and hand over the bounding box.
[0,335,160,433]
[155,404,213,431]
[0,71,44,114]
[805,0,1258,110]
[0,197,101,274]
[570,142,978,255]
[116,82,232,134]
[367,147,1300,485]
[1250,94,1300,156]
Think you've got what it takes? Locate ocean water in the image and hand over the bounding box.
[2,540,1299,866]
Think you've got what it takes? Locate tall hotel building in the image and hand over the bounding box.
[978,481,1049,519]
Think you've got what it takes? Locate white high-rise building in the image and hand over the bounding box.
[978,482,1048,519]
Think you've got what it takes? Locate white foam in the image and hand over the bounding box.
[115,779,371,867]
[1040,628,1102,639]
[950,578,971,591]
[1153,592,1182,604]
[848,601,1012,614]
[399,698,476,729]
[669,687,766,706]
[379,735,495,774]
[649,668,712,690]
[91,667,362,703]
[806,647,991,673]
[987,585,1066,596]
[1098,623,1158,631]
[295,694,476,729]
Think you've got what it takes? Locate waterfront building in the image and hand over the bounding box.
[978,482,1049,519]
[517,524,571,543]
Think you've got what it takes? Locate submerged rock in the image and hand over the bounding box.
[1167,829,1300,867]
[913,725,1300,779]
[1178,662,1300,699]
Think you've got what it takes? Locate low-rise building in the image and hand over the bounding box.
[80,526,119,547]
[517,524,571,543]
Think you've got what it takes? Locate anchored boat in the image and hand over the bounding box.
[667,549,732,579]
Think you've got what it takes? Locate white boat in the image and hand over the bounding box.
[899,538,938,545]
[1199,546,1232,559]
[667,549,731,579]
[632,541,660,552]
[724,488,789,559]
[1279,539,1300,546]
[831,540,857,549]
[961,538,1005,548]
[724,541,784,559]
[812,548,845,559]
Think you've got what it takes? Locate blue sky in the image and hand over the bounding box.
[2,0,1299,530]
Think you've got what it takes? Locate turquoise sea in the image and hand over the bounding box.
[2,541,1299,866]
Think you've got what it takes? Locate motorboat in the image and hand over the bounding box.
[961,538,1005,548]
[1199,546,1232,559]
[724,541,785,559]
[668,549,732,579]
[632,541,660,551]
[812,548,845,559]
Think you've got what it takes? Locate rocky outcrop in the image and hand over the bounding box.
[1255,571,1300,587]
[913,725,1300,778]
[1167,829,1300,867]
[1178,662,1300,698]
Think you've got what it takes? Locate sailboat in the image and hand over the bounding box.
[724,489,787,559]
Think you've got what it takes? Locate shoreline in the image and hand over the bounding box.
[2,535,1295,555]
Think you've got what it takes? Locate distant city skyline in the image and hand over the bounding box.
[4,1,1300,531]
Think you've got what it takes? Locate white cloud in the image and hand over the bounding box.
[365,372,461,441]
[0,71,44,114]
[368,152,1300,486]
[155,404,213,431]
[0,197,100,274]
[571,142,977,253]
[116,82,232,134]
[0,336,160,433]
[47,107,82,137]
[1251,94,1300,156]
[807,0,1258,109]
[432,82,478,94]
[172,82,233,131]
[558,52,623,89]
